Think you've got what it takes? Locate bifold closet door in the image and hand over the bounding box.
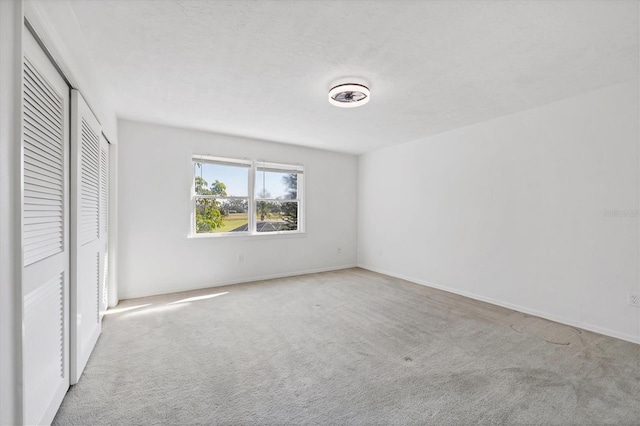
[22,28,70,425]
[70,90,103,384]
[99,134,110,317]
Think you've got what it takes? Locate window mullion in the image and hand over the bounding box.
[248,162,256,234]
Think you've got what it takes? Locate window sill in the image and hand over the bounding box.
[187,231,307,240]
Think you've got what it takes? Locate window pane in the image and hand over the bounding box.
[255,201,298,232]
[194,162,248,197]
[255,171,298,200]
[195,198,249,234]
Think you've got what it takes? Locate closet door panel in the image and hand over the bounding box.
[70,90,102,385]
[22,27,70,426]
[99,135,110,316]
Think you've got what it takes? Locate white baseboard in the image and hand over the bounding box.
[358,264,640,345]
[118,264,358,300]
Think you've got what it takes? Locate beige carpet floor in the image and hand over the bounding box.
[53,268,640,425]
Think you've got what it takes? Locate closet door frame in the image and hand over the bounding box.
[1,1,24,424]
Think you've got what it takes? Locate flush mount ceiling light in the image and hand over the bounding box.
[328,83,370,108]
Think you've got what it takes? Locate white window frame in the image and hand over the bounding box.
[189,155,304,237]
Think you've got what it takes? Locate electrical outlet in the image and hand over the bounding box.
[238,254,244,263]
[629,293,639,307]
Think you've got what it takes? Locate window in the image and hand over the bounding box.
[193,158,250,234]
[191,155,304,236]
[255,164,301,233]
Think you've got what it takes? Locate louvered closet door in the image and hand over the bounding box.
[99,134,110,317]
[22,28,70,426]
[70,90,103,384]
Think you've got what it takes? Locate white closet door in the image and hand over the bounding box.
[70,90,102,384]
[22,28,70,426]
[99,134,110,317]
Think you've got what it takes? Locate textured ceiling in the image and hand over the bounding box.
[69,0,638,154]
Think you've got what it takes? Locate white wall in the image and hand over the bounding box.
[358,80,640,343]
[117,120,358,299]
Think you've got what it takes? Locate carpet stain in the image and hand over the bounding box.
[510,316,579,347]
[545,340,571,346]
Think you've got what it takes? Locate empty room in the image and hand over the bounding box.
[1,0,639,425]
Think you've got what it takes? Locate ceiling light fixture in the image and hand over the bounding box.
[328,83,370,108]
